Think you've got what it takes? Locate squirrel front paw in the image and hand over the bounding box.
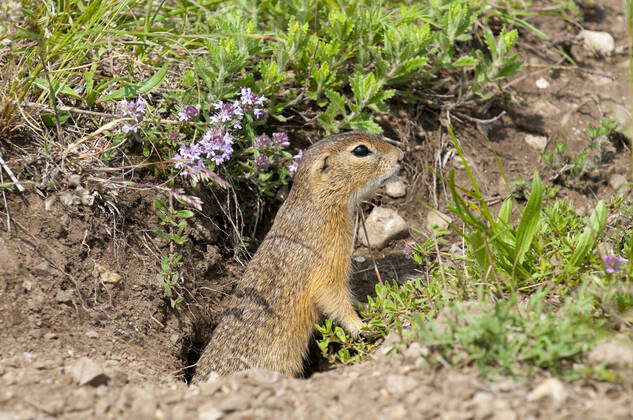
[343,318,365,339]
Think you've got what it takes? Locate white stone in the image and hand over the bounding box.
[358,207,408,250]
[527,378,567,403]
[68,357,109,386]
[524,134,548,152]
[535,78,549,89]
[578,30,615,55]
[426,209,452,232]
[588,338,633,368]
[384,177,407,198]
[609,174,628,191]
[609,103,631,127]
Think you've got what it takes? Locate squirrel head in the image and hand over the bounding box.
[292,132,404,209]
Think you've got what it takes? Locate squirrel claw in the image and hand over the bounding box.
[358,329,381,340]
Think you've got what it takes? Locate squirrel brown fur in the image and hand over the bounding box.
[193,131,404,381]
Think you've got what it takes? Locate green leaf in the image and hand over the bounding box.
[175,210,194,218]
[468,230,491,274]
[33,78,81,99]
[452,56,479,67]
[325,90,347,111]
[99,64,168,102]
[495,59,523,79]
[569,201,606,267]
[349,116,382,133]
[41,112,70,127]
[514,173,543,266]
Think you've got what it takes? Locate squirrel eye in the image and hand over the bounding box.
[351,144,371,157]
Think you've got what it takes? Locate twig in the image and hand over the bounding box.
[0,152,25,192]
[454,110,506,125]
[0,169,10,233]
[26,102,199,126]
[65,118,128,153]
[357,204,383,284]
[64,116,197,154]
[502,58,565,91]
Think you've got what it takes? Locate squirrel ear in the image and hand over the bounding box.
[318,154,331,174]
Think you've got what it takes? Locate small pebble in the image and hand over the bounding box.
[68,357,109,387]
[578,30,615,55]
[358,207,408,250]
[85,330,99,339]
[524,134,548,152]
[384,177,407,198]
[588,338,633,368]
[527,378,567,403]
[426,210,452,232]
[535,78,549,89]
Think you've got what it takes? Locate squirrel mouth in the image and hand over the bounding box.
[380,163,401,185]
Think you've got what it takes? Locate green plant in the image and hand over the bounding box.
[153,198,195,308]
[156,252,185,310]
[408,291,601,379]
[542,118,620,188]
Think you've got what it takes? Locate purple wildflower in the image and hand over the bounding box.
[239,88,266,108]
[210,101,243,125]
[254,135,271,149]
[288,150,303,174]
[272,132,290,148]
[403,243,415,255]
[602,255,627,273]
[253,108,267,120]
[173,143,203,172]
[200,130,234,165]
[178,104,201,122]
[254,154,270,168]
[119,98,146,119]
[122,123,138,134]
[173,147,207,179]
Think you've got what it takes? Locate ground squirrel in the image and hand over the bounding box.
[193,131,404,381]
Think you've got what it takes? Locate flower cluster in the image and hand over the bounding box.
[251,132,296,172]
[253,132,289,152]
[118,98,147,134]
[173,129,234,179]
[178,104,201,122]
[210,101,244,128]
[206,88,268,131]
[238,88,266,119]
[167,88,299,187]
